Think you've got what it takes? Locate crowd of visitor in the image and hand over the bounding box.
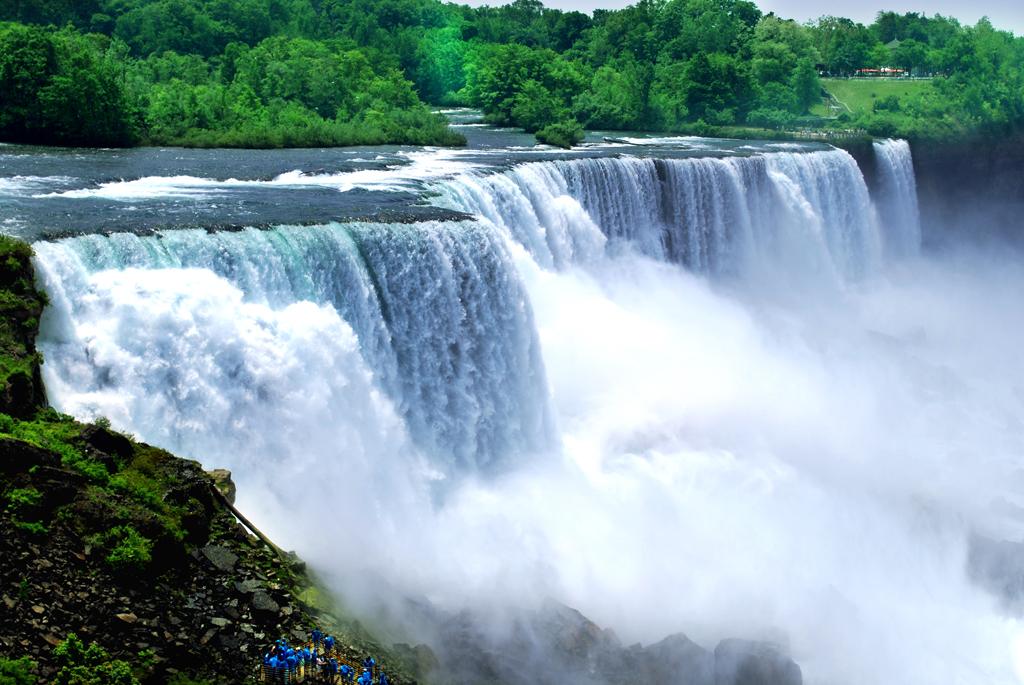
[261,630,390,684]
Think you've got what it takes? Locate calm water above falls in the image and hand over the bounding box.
[10,122,1024,684]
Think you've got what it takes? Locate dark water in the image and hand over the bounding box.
[0,110,828,240]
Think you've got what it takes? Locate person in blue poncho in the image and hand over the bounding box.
[378,672,390,685]
[261,653,273,683]
[357,669,373,685]
[267,654,285,683]
[340,664,355,683]
[324,635,336,654]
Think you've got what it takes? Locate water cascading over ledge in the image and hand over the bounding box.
[32,220,555,473]
[27,141,1019,685]
[433,147,920,280]
[872,139,922,257]
[30,145,922,479]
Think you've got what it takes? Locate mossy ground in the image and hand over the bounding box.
[0,238,422,684]
[0,237,46,418]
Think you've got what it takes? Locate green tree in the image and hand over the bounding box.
[512,80,565,131]
[685,52,751,123]
[791,57,820,113]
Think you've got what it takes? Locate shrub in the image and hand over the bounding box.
[0,656,36,685]
[91,526,153,571]
[535,120,584,149]
[873,95,902,112]
[747,107,795,130]
[5,486,47,534]
[52,634,139,685]
[4,487,41,514]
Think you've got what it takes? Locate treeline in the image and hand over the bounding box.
[0,1,466,147]
[1,0,1023,147]
[445,2,1024,140]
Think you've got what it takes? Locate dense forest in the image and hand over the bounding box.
[1,0,1022,147]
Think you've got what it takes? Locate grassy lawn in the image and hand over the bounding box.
[821,78,933,115]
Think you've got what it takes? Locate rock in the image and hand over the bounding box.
[202,545,238,573]
[642,633,715,685]
[282,551,306,573]
[207,469,236,505]
[210,617,231,628]
[714,639,802,685]
[116,613,138,624]
[251,591,280,620]
[30,605,44,614]
[42,633,61,647]
[0,437,59,475]
[29,466,86,509]
[393,643,440,680]
[80,425,134,462]
[235,579,262,594]
[534,599,610,658]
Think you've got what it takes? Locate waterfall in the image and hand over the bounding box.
[873,139,922,256]
[28,141,1017,685]
[33,221,555,473]
[434,148,883,281]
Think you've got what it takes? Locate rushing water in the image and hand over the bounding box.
[433,148,887,280]
[16,132,1024,684]
[873,138,922,256]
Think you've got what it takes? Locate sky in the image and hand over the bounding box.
[524,0,1024,35]
[758,0,1023,34]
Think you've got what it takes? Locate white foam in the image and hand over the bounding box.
[0,175,77,196]
[34,149,485,200]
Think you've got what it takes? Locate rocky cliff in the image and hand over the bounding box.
[0,236,416,684]
[842,135,1024,245]
[910,135,1024,244]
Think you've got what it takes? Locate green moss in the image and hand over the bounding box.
[5,486,47,534]
[4,486,41,512]
[0,409,110,483]
[109,470,164,509]
[12,520,47,535]
[0,656,36,685]
[0,236,45,418]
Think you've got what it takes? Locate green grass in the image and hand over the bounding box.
[822,78,933,115]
